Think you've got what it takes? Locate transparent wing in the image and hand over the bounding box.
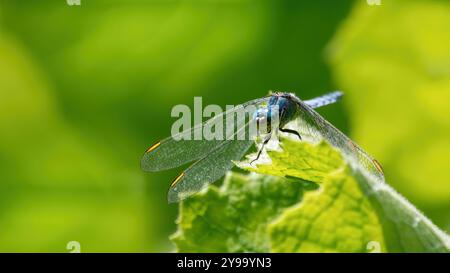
[294,99,385,181]
[167,119,256,203]
[141,97,269,172]
[304,91,343,109]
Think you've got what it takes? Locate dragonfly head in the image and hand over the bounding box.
[269,92,299,126]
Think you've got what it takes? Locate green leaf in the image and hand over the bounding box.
[171,137,450,252]
[170,173,317,252]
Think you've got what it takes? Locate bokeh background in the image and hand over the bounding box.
[0,0,449,252]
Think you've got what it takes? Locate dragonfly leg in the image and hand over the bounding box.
[250,134,271,165]
[279,127,302,140]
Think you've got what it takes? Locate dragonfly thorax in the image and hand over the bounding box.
[254,93,299,135]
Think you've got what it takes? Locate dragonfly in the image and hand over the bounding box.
[141,91,384,203]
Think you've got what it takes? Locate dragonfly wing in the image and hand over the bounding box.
[167,139,254,203]
[295,100,385,181]
[141,97,268,172]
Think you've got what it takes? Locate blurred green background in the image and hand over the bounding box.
[0,0,448,252]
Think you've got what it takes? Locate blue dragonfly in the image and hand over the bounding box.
[141,91,384,203]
